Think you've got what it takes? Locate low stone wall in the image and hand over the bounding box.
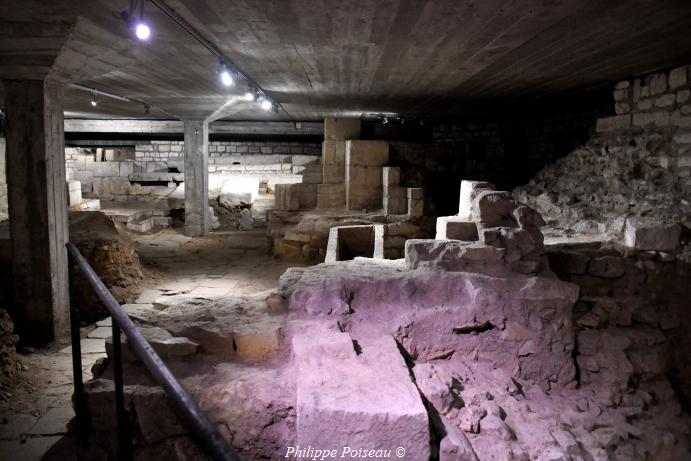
[65,140,321,199]
[268,210,434,261]
[547,241,691,408]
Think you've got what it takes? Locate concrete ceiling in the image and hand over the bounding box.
[2,0,691,122]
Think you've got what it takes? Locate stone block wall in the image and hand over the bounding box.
[345,140,389,210]
[65,140,321,199]
[596,64,691,134]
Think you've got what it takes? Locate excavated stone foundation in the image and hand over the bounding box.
[49,186,691,461]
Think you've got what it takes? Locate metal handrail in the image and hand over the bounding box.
[66,242,240,461]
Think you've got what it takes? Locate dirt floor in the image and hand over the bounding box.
[0,226,304,460]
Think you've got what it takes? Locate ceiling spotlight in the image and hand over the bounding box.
[244,86,257,101]
[117,1,152,42]
[90,91,98,107]
[135,22,151,40]
[219,62,234,86]
[261,99,272,111]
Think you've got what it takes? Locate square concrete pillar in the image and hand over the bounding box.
[183,119,209,237]
[4,79,69,344]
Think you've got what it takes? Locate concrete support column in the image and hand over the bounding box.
[4,79,69,344]
[183,119,209,237]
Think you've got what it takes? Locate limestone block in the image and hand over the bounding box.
[407,187,424,200]
[301,164,323,184]
[470,190,516,226]
[68,181,82,206]
[317,184,345,208]
[595,114,632,132]
[364,166,383,186]
[93,162,121,177]
[408,198,424,217]
[323,161,345,184]
[297,183,318,209]
[347,184,382,210]
[110,178,130,195]
[345,140,389,166]
[649,73,667,95]
[294,332,430,460]
[275,184,300,211]
[384,186,405,198]
[291,154,320,166]
[458,180,494,218]
[322,140,346,165]
[436,217,478,241]
[669,66,688,90]
[405,240,506,276]
[324,117,361,140]
[346,164,367,185]
[119,162,131,177]
[632,112,671,127]
[384,196,407,215]
[624,218,681,252]
[92,178,111,195]
[382,167,400,186]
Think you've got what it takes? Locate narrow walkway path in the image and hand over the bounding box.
[0,227,302,460]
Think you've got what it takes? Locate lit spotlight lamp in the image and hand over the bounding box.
[135,21,151,40]
[118,0,151,41]
[261,99,272,111]
[90,91,98,107]
[219,62,234,87]
[244,86,257,101]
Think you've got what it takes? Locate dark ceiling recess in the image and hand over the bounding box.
[3,0,691,121]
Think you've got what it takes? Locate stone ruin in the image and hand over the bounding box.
[68,211,144,320]
[49,180,691,460]
[269,118,432,262]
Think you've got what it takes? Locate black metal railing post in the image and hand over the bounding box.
[65,242,240,461]
[67,251,90,445]
[112,322,133,461]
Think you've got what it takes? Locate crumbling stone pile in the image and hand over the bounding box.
[0,307,19,383]
[69,211,144,320]
[514,65,691,246]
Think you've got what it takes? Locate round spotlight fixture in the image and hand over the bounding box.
[135,22,151,40]
[218,62,234,87]
[90,91,98,107]
[261,100,272,111]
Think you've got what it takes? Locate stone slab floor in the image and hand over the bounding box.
[0,227,302,460]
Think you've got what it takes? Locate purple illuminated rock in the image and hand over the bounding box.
[624,218,681,252]
[294,330,430,460]
[470,190,517,226]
